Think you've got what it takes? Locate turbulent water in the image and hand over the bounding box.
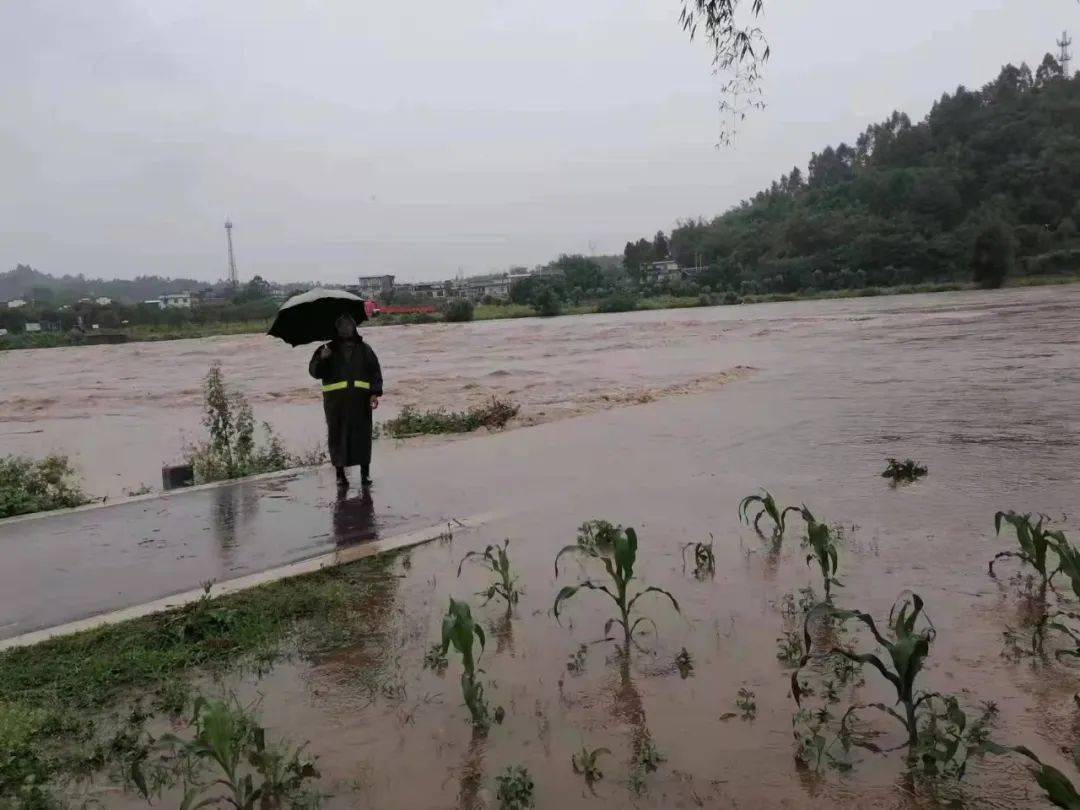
[4,285,1076,499]
[21,284,1080,808]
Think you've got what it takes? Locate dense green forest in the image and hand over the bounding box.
[626,54,1080,294]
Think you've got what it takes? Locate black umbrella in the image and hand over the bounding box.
[267,287,369,347]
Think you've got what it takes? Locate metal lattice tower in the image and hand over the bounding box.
[1059,30,1073,78]
[225,219,238,286]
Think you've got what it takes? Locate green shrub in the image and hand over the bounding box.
[971,221,1015,289]
[443,299,475,322]
[187,364,324,483]
[595,292,638,313]
[0,454,91,518]
[532,287,562,317]
[382,397,518,438]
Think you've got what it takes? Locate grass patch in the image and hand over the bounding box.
[0,455,91,519]
[382,396,519,438]
[0,553,397,803]
[0,557,393,714]
[474,304,535,320]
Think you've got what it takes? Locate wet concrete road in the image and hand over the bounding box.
[0,469,474,639]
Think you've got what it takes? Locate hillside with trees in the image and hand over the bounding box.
[630,55,1080,295]
[0,264,203,305]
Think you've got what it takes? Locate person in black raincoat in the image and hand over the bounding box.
[309,314,383,488]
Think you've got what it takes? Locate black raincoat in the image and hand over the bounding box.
[308,336,383,469]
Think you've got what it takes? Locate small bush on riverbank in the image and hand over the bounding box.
[187,364,324,483]
[382,397,519,438]
[0,454,91,518]
[443,299,475,322]
[595,292,639,313]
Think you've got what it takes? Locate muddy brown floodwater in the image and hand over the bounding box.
[12,284,1080,808]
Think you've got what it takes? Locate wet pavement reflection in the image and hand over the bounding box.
[331,485,379,547]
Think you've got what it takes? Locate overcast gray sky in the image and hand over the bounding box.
[1,1,1073,283]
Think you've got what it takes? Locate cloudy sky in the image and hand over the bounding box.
[0,1,1072,283]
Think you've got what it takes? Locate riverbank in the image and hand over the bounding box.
[3,274,1078,351]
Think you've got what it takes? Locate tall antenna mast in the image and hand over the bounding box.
[225,219,238,286]
[1059,30,1073,78]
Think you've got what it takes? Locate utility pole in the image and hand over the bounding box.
[225,219,238,286]
[1059,30,1073,78]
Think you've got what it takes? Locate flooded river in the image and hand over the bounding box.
[3,285,1077,499]
[36,285,1080,808]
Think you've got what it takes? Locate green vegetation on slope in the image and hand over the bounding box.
[646,56,1080,296]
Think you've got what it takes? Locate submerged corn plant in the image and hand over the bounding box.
[803,512,842,599]
[457,539,521,609]
[792,705,863,773]
[908,695,999,779]
[989,511,1065,591]
[494,765,535,810]
[680,537,716,579]
[1035,610,1080,661]
[675,647,694,678]
[1050,532,1080,599]
[577,519,624,553]
[881,458,928,483]
[738,489,802,537]
[153,696,320,809]
[793,593,935,749]
[553,526,680,647]
[571,744,611,786]
[985,743,1080,809]
[439,598,503,730]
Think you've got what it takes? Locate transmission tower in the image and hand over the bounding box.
[1059,30,1073,78]
[225,219,238,286]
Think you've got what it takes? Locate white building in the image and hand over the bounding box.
[24,322,41,333]
[466,275,511,301]
[356,275,395,298]
[95,297,112,306]
[143,299,165,309]
[7,299,26,309]
[644,259,683,285]
[161,292,192,309]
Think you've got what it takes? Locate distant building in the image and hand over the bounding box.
[411,282,449,299]
[24,322,41,333]
[94,296,112,306]
[6,299,26,309]
[357,275,395,298]
[644,259,683,285]
[161,292,192,309]
[194,288,228,307]
[143,299,165,310]
[466,274,511,301]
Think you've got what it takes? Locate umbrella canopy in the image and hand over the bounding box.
[267,287,369,347]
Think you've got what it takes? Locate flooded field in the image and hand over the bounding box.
[19,284,1079,808]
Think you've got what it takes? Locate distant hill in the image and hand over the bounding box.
[625,53,1080,293]
[0,265,208,304]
